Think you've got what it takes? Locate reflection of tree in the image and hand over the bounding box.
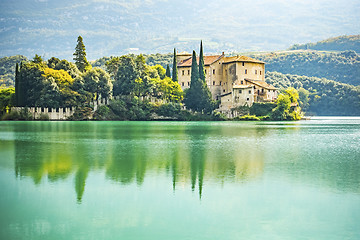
[13,122,268,203]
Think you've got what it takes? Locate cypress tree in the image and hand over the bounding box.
[166,64,171,78]
[73,36,90,72]
[199,40,205,83]
[14,63,19,106]
[172,48,178,82]
[184,50,200,111]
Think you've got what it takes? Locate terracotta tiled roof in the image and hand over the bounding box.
[245,79,277,90]
[223,56,264,64]
[178,55,223,67]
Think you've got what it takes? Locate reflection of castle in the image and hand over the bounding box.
[13,123,265,202]
[177,52,278,111]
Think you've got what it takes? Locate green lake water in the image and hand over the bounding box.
[0,118,359,239]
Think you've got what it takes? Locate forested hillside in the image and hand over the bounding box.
[289,35,360,53]
[250,50,360,86]
[92,53,173,70]
[266,72,360,116]
[0,55,28,88]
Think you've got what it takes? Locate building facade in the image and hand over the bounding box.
[177,52,278,111]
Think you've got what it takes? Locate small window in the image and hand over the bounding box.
[213,81,215,85]
[205,69,207,74]
[213,69,215,75]
[260,71,262,75]
[182,70,185,75]
[245,69,247,74]
[182,82,184,86]
[247,98,249,101]
[241,80,243,84]
[188,70,190,75]
[220,81,222,86]
[187,82,190,86]
[239,90,242,94]
[255,70,257,74]
[248,90,251,94]
[242,62,245,66]
[261,89,264,93]
[223,89,225,93]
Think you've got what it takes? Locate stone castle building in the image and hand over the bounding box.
[177,52,278,111]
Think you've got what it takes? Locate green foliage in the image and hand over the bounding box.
[233,115,260,121]
[184,50,216,113]
[38,113,50,121]
[266,71,360,116]
[2,108,32,120]
[199,41,205,83]
[68,106,93,121]
[289,35,360,53]
[250,102,276,116]
[151,65,166,79]
[172,48,178,82]
[0,87,15,116]
[32,54,43,64]
[166,64,171,78]
[270,87,301,121]
[73,36,91,72]
[0,55,28,88]
[250,50,360,85]
[82,68,112,100]
[93,105,117,120]
[155,102,181,117]
[113,56,138,96]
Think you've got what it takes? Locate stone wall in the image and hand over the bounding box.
[11,107,76,120]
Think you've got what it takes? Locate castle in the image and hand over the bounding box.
[177,52,278,111]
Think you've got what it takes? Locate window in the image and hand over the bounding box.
[261,89,264,93]
[247,98,249,101]
[241,80,243,84]
[239,90,242,94]
[213,69,215,74]
[182,70,184,75]
[260,71,262,75]
[242,62,245,66]
[248,90,251,94]
[205,69,207,74]
[187,82,190,86]
[213,81,215,85]
[182,82,184,86]
[188,70,190,75]
[245,69,247,74]
[223,89,226,93]
[255,70,257,74]
[220,81,222,86]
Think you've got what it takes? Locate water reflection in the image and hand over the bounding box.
[12,122,266,202]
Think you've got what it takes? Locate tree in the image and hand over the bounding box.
[73,36,91,72]
[199,40,205,83]
[113,56,138,96]
[32,54,43,64]
[184,51,201,111]
[0,87,15,115]
[166,64,171,78]
[83,68,112,100]
[14,63,19,105]
[172,48,178,82]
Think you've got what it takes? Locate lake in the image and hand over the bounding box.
[0,118,359,240]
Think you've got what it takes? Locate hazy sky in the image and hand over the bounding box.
[0,0,359,59]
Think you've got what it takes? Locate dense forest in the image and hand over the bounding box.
[249,50,360,86]
[288,35,360,53]
[91,53,174,70]
[265,72,360,116]
[0,55,28,88]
